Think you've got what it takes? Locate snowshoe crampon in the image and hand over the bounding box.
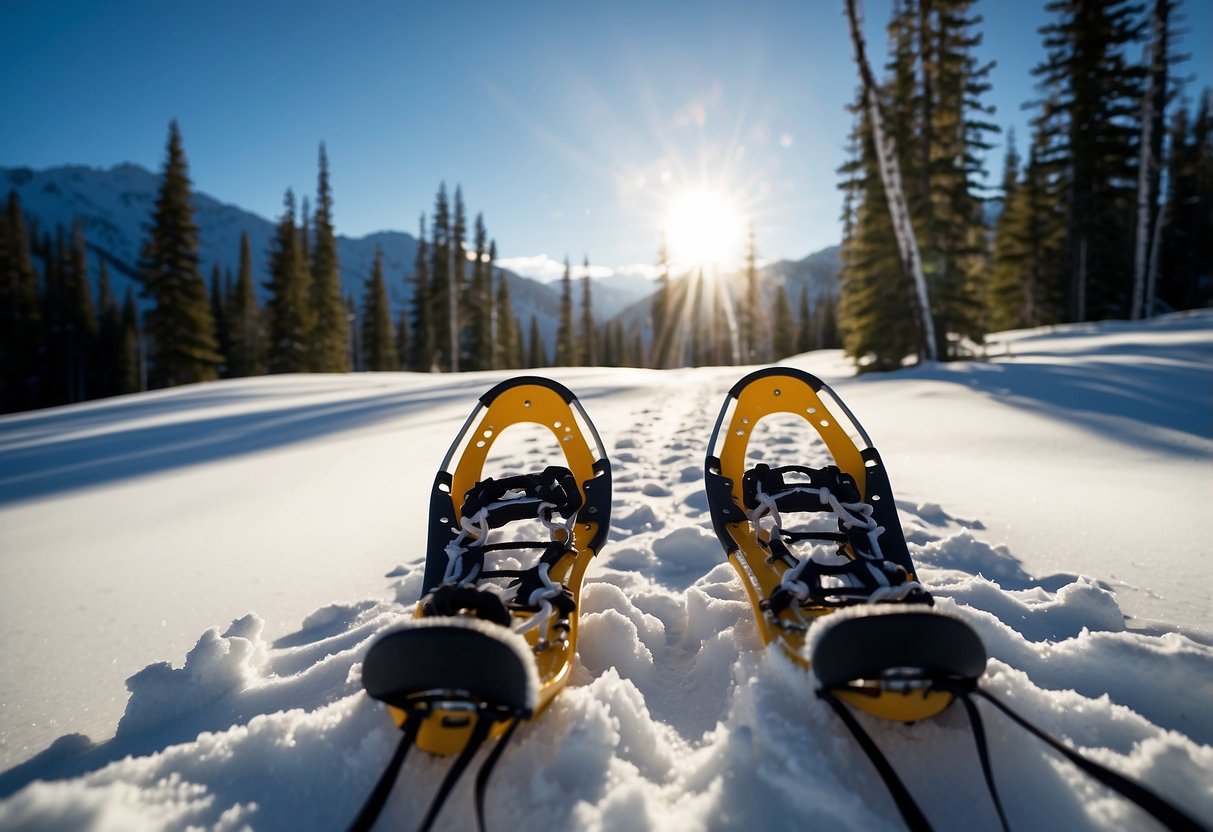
[705,367,986,722]
[352,376,611,832]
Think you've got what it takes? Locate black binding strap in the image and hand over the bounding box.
[956,693,1010,832]
[973,689,1206,832]
[474,717,523,831]
[820,692,932,832]
[415,713,496,832]
[347,709,425,832]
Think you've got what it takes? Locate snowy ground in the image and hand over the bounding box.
[0,311,1210,830]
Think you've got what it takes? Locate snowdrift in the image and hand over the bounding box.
[1,312,1210,830]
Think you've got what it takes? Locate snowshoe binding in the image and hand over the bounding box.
[705,367,985,723]
[351,376,612,832]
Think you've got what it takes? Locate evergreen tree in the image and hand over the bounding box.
[227,232,263,377]
[428,184,454,371]
[580,255,596,366]
[797,285,814,354]
[465,213,491,371]
[742,224,767,362]
[0,191,42,411]
[95,259,123,398]
[1158,92,1213,311]
[649,234,672,368]
[816,293,840,349]
[118,288,142,394]
[838,95,921,369]
[139,121,221,388]
[450,186,467,370]
[1032,0,1145,320]
[494,267,518,370]
[345,294,361,370]
[264,189,313,373]
[395,308,411,371]
[299,196,312,263]
[209,265,230,377]
[771,286,796,360]
[362,247,398,371]
[310,144,349,372]
[527,314,548,368]
[988,122,1068,331]
[555,256,576,365]
[410,214,434,371]
[64,221,98,401]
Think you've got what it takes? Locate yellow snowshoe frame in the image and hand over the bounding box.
[400,377,611,754]
[705,368,953,722]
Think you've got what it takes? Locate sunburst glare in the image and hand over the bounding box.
[665,187,745,270]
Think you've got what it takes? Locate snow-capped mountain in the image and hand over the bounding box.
[2,163,842,349]
[0,164,578,344]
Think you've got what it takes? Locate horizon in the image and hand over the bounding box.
[2,0,1211,282]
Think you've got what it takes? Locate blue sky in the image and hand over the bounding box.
[2,0,1210,279]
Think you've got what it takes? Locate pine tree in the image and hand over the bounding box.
[450,186,467,371]
[988,121,1068,331]
[265,190,314,373]
[139,121,220,388]
[227,232,263,377]
[465,213,492,371]
[494,267,518,371]
[845,0,939,362]
[117,288,142,394]
[309,144,349,372]
[796,285,813,354]
[580,255,596,366]
[555,256,576,365]
[527,314,548,368]
[62,221,98,402]
[1,191,42,411]
[816,293,840,349]
[362,247,398,371]
[209,265,231,377]
[771,286,796,359]
[410,214,434,371]
[649,234,672,368]
[428,184,454,371]
[1158,92,1213,311]
[95,259,123,398]
[838,94,921,369]
[742,224,767,362]
[395,308,410,371]
[1032,0,1145,321]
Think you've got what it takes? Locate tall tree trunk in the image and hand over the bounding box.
[845,0,939,361]
[1132,0,1171,319]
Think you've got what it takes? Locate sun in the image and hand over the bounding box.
[665,187,744,269]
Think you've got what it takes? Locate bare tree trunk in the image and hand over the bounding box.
[1132,0,1170,320]
[845,0,939,361]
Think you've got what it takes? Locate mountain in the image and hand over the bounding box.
[1,163,840,352]
[611,245,843,337]
[0,163,573,344]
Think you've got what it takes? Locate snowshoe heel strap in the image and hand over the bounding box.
[742,463,861,513]
[812,611,987,693]
[362,624,537,715]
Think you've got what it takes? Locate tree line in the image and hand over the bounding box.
[1,119,836,414]
[839,0,1211,371]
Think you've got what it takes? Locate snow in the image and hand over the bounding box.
[1,312,1211,830]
